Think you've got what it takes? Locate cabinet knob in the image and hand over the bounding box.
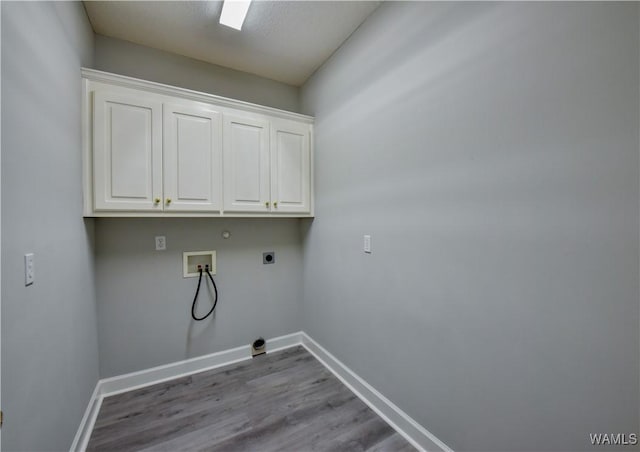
[166,198,172,205]
[265,201,270,208]
[274,201,278,208]
[154,198,161,205]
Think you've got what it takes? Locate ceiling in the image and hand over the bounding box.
[83,1,381,86]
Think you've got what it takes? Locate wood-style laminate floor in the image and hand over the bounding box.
[87,346,416,452]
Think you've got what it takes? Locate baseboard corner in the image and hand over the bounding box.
[300,332,453,452]
[70,331,450,452]
[69,382,102,452]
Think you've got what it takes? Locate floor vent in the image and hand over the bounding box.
[251,338,266,357]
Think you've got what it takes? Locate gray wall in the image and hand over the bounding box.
[96,218,302,377]
[92,35,305,378]
[94,34,300,113]
[300,3,639,451]
[1,2,99,450]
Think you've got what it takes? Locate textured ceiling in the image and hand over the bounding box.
[83,1,380,86]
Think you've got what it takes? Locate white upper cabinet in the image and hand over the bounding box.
[83,69,313,217]
[222,115,270,213]
[270,119,311,214]
[164,103,222,212]
[93,89,162,211]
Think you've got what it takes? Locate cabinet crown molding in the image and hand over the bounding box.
[81,68,314,124]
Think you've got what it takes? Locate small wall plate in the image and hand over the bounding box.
[183,251,216,277]
[263,252,275,264]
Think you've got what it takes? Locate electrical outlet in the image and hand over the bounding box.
[24,253,34,286]
[263,252,275,264]
[155,236,166,251]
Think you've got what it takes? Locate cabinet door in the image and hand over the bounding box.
[163,103,222,212]
[223,115,270,213]
[270,119,311,214]
[93,90,162,211]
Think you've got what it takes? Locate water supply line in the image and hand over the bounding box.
[191,264,219,321]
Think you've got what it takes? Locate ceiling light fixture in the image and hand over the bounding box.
[219,0,252,31]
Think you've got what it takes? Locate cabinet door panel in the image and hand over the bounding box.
[271,120,311,214]
[164,103,222,212]
[223,115,270,212]
[93,90,162,211]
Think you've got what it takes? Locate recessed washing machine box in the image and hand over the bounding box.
[183,251,216,277]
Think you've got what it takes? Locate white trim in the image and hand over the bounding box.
[81,79,91,216]
[100,331,302,397]
[300,333,452,452]
[81,68,314,124]
[69,384,101,452]
[264,331,303,354]
[100,346,247,398]
[70,331,451,452]
[0,4,3,447]
[69,332,303,452]
[84,212,314,218]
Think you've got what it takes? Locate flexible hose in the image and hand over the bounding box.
[191,267,218,321]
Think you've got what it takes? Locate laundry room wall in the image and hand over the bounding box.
[2,2,99,450]
[92,40,304,377]
[94,34,300,113]
[300,2,640,451]
[95,218,303,377]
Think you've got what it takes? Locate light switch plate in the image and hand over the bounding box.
[25,253,34,286]
[364,235,371,254]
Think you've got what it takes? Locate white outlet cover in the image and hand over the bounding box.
[155,236,166,251]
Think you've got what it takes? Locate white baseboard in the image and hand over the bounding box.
[69,383,101,452]
[300,333,452,452]
[69,331,303,452]
[99,331,303,397]
[70,331,451,452]
[263,330,304,354]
